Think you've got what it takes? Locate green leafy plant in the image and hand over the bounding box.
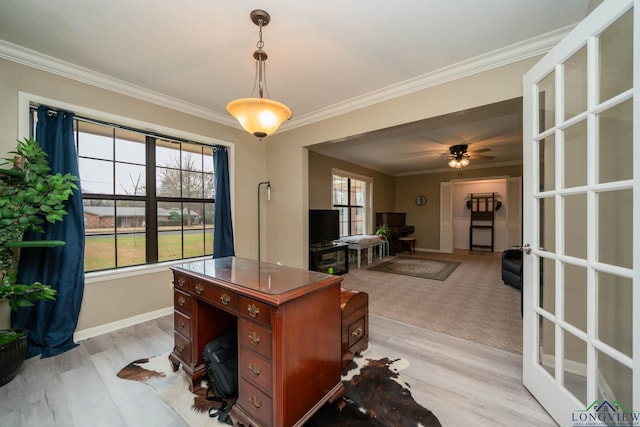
[375,224,389,241]
[0,137,78,312]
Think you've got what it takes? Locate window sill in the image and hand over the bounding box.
[85,256,212,284]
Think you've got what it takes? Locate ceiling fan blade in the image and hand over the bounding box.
[471,147,491,154]
[471,154,495,160]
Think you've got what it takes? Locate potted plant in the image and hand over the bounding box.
[0,137,78,386]
[375,224,389,241]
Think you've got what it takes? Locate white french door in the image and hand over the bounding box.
[522,1,638,426]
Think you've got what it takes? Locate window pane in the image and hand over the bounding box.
[564,45,587,120]
[599,9,633,103]
[598,189,632,269]
[184,202,205,258]
[564,194,587,259]
[563,121,587,189]
[116,200,146,267]
[182,170,204,199]
[538,315,555,378]
[538,71,555,132]
[539,197,555,252]
[564,331,587,406]
[598,272,632,358]
[158,201,183,262]
[597,350,632,409]
[77,121,113,160]
[182,145,203,172]
[539,257,556,314]
[115,163,146,196]
[115,129,145,164]
[83,199,116,271]
[157,166,181,197]
[564,264,587,332]
[538,135,555,192]
[204,203,214,254]
[203,146,214,173]
[156,139,180,168]
[598,99,633,184]
[79,158,113,194]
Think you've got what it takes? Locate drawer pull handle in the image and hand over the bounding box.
[248,331,261,346]
[178,320,185,329]
[177,296,186,307]
[194,284,204,294]
[176,343,184,353]
[247,303,260,318]
[250,396,262,409]
[351,327,363,338]
[177,277,185,287]
[249,364,261,376]
[220,293,230,306]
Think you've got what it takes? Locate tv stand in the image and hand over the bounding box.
[309,243,348,275]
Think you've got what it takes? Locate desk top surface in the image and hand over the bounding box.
[172,256,339,296]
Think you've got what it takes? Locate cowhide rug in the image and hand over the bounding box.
[117,349,441,426]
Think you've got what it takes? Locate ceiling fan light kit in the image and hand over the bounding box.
[227,9,292,139]
[448,144,471,169]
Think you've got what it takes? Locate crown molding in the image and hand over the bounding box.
[284,24,576,131]
[1,24,574,131]
[0,39,236,127]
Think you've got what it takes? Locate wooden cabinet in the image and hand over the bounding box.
[169,257,344,427]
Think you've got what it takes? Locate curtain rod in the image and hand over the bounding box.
[30,104,219,149]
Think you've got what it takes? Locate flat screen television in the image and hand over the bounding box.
[309,209,340,245]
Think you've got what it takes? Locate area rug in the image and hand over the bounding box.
[117,349,441,426]
[369,256,460,281]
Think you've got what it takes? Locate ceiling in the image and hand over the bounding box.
[0,1,595,174]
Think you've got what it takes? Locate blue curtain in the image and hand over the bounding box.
[213,145,235,258]
[12,106,85,359]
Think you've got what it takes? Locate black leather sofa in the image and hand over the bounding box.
[501,249,522,290]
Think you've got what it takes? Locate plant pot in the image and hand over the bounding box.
[0,328,28,387]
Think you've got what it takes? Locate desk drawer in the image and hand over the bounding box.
[173,332,192,363]
[238,296,271,326]
[173,273,192,293]
[174,310,191,339]
[239,378,273,427]
[192,280,238,313]
[239,346,272,393]
[238,319,272,360]
[174,289,192,316]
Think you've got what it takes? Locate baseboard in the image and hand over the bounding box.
[74,306,173,342]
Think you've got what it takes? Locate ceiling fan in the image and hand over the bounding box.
[447,144,494,168]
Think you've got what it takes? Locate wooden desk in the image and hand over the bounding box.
[169,257,344,427]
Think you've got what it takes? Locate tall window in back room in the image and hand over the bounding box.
[332,171,372,237]
[30,108,215,272]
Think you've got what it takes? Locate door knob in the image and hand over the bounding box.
[521,243,532,255]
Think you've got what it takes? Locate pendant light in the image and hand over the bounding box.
[227,10,292,139]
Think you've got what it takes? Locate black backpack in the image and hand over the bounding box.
[202,330,238,403]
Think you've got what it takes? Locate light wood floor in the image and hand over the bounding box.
[0,313,556,426]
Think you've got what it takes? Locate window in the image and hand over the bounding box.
[31,109,215,272]
[332,171,372,236]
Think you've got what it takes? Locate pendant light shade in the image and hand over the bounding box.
[227,10,292,139]
[227,97,292,139]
